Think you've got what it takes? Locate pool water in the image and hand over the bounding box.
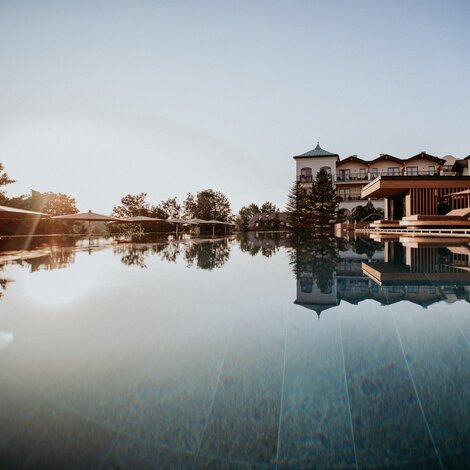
[0,234,469,469]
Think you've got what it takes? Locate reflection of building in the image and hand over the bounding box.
[362,242,470,306]
[295,271,339,316]
[294,143,470,217]
[294,241,470,315]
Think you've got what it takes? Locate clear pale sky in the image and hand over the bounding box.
[1,0,469,213]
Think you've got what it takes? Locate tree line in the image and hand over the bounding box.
[1,161,382,236]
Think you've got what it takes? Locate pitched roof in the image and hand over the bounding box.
[369,154,403,164]
[405,152,445,164]
[337,155,368,166]
[293,142,339,159]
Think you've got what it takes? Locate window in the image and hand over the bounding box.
[428,165,435,175]
[359,168,366,179]
[339,169,350,180]
[320,166,331,174]
[371,168,379,178]
[339,188,350,200]
[406,166,418,176]
[387,167,400,176]
[300,167,312,182]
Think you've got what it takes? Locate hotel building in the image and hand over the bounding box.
[293,142,470,216]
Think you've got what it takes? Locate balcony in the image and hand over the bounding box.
[336,172,368,182]
[298,175,313,183]
[338,195,363,201]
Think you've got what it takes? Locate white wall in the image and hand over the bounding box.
[295,156,338,180]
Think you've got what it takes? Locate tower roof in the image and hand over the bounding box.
[294,142,339,159]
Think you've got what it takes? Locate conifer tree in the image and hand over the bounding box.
[286,181,313,230]
[311,168,340,231]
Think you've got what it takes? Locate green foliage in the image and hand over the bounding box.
[349,201,383,222]
[0,163,15,203]
[112,193,150,218]
[183,189,232,222]
[311,168,340,230]
[237,203,260,230]
[157,197,181,219]
[1,190,79,235]
[285,181,314,230]
[286,170,341,233]
[260,201,277,214]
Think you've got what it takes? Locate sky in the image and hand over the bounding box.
[1,0,469,213]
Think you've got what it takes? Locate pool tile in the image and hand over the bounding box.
[341,309,436,468]
[278,309,356,469]
[103,434,194,469]
[197,313,286,465]
[0,400,118,468]
[393,307,470,465]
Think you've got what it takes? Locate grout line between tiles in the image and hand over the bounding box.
[275,308,288,469]
[339,314,359,470]
[191,313,236,469]
[391,310,444,470]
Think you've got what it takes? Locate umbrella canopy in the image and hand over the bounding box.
[0,204,50,219]
[121,216,167,223]
[206,219,226,224]
[168,218,193,224]
[189,218,210,224]
[51,210,121,222]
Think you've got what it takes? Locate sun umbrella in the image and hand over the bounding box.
[52,210,122,235]
[0,204,50,219]
[120,216,167,223]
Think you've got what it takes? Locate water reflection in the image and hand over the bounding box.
[0,234,469,311]
[0,234,469,467]
[288,236,470,314]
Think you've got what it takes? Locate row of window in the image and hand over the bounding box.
[300,166,437,179]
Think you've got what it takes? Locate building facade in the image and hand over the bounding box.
[293,143,470,217]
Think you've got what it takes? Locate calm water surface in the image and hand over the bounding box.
[0,234,469,469]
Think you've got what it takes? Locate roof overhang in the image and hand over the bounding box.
[361,176,470,199]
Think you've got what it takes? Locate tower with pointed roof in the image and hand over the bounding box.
[293,142,339,185]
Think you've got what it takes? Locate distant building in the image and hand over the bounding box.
[293,142,470,217]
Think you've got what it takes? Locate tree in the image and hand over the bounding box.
[29,190,78,216]
[157,197,181,219]
[285,181,313,231]
[349,201,383,222]
[237,203,260,230]
[260,201,277,214]
[311,169,340,231]
[183,189,232,222]
[112,193,150,218]
[0,163,15,203]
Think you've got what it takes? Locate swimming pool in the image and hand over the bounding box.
[0,234,468,468]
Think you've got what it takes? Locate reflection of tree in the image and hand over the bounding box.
[348,238,383,259]
[0,274,10,300]
[120,247,149,268]
[158,243,181,264]
[114,238,231,270]
[26,249,76,272]
[184,239,231,270]
[237,232,284,258]
[287,236,340,294]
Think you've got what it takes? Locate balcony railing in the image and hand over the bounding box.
[298,175,313,183]
[336,173,368,181]
[339,195,363,201]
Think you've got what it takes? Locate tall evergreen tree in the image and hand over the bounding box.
[311,169,340,231]
[286,181,313,230]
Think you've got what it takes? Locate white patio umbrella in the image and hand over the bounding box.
[51,210,122,235]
